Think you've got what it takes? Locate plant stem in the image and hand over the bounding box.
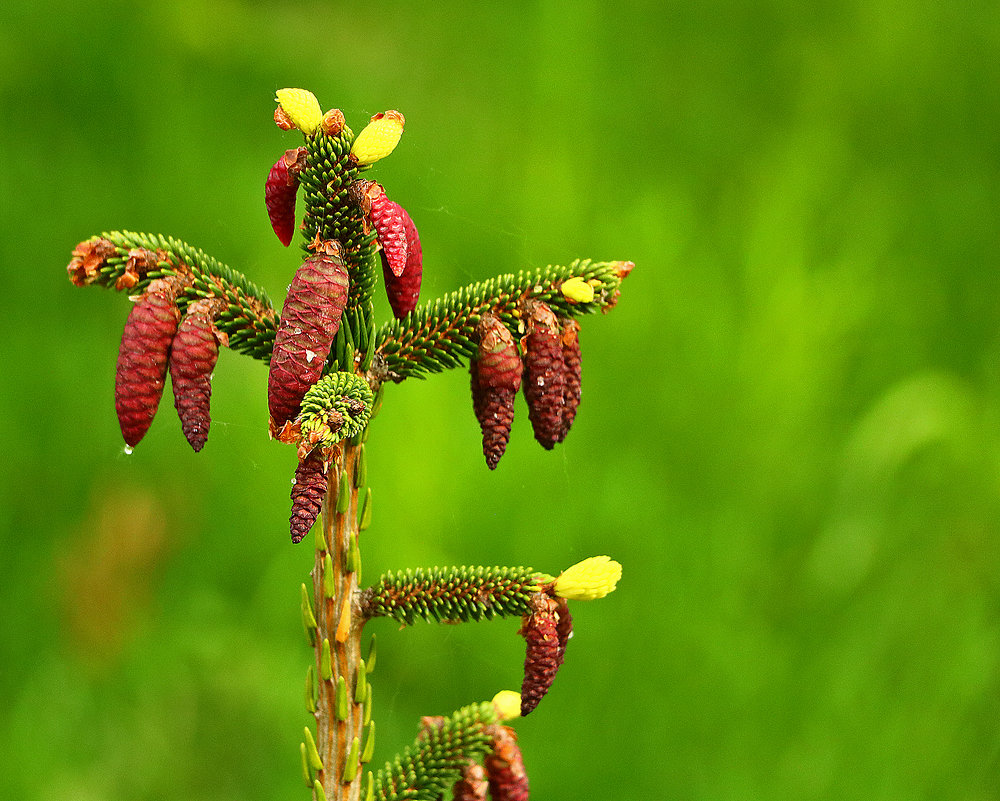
[312,442,365,801]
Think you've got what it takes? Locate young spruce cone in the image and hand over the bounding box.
[558,317,582,442]
[381,200,422,318]
[114,277,184,447]
[267,249,350,429]
[452,761,489,801]
[470,314,522,469]
[519,592,565,716]
[370,188,409,278]
[485,726,529,801]
[290,451,328,543]
[521,300,566,450]
[169,299,224,452]
[265,147,308,247]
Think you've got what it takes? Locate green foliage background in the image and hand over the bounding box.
[2,1,998,798]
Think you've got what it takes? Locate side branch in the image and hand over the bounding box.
[372,259,633,381]
[374,702,500,801]
[68,231,277,361]
[358,565,541,625]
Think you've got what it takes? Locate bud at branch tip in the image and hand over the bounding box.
[492,690,522,721]
[553,555,622,600]
[275,88,323,135]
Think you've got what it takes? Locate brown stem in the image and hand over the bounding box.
[311,442,366,801]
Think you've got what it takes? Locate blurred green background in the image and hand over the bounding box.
[2,0,999,798]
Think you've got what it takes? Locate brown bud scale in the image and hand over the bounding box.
[485,726,529,801]
[557,318,582,442]
[320,108,346,136]
[267,253,350,428]
[521,300,565,450]
[169,299,223,452]
[519,592,564,716]
[290,451,328,543]
[381,200,422,318]
[274,105,294,130]
[67,237,117,286]
[114,278,183,447]
[471,315,522,469]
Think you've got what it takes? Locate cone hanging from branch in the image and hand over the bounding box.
[265,147,307,247]
[114,276,186,447]
[470,313,522,469]
[485,725,529,801]
[518,592,565,716]
[267,246,350,430]
[521,299,565,450]
[381,201,423,318]
[169,298,226,452]
[290,450,329,544]
[557,317,582,442]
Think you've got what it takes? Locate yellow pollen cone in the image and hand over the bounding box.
[275,88,323,135]
[561,276,595,303]
[491,690,522,721]
[350,110,405,165]
[553,555,622,600]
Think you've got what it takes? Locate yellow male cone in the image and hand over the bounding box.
[275,88,324,136]
[560,276,596,304]
[350,111,405,165]
[553,555,622,600]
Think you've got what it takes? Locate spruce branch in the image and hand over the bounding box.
[373,259,633,382]
[68,230,277,361]
[374,702,500,801]
[359,566,541,625]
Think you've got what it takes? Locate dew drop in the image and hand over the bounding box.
[123,445,134,456]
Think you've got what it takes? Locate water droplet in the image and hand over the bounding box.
[305,349,317,363]
[123,445,134,456]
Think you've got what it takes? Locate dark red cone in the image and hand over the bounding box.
[169,299,223,452]
[470,314,522,469]
[554,596,573,667]
[290,451,328,543]
[381,201,422,318]
[557,318,582,442]
[485,726,530,801]
[267,250,350,428]
[521,300,565,450]
[265,147,307,246]
[519,592,564,716]
[114,278,183,447]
